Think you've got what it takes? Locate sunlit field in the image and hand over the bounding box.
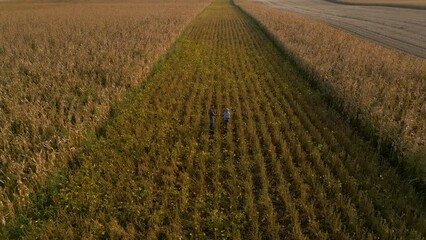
[0,0,209,226]
[3,0,425,239]
[236,0,426,189]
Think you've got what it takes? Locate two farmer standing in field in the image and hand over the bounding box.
[209,105,230,133]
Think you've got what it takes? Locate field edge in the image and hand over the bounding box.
[232,0,426,194]
[0,0,212,234]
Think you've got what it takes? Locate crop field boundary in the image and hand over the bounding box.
[233,0,426,194]
[0,0,212,233]
[98,0,214,133]
[0,27,206,236]
[0,0,213,227]
[2,0,425,238]
[231,0,341,107]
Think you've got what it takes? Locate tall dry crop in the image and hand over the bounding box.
[4,1,425,238]
[235,0,426,186]
[0,0,209,225]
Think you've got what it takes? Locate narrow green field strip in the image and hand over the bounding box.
[4,0,425,239]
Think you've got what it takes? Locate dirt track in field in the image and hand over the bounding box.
[255,0,426,58]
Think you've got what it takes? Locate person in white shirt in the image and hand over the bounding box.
[223,108,230,127]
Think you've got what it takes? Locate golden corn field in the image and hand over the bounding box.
[0,0,208,224]
[3,0,425,238]
[236,0,426,188]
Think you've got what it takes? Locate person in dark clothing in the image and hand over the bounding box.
[209,105,215,133]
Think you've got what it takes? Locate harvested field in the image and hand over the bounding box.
[326,0,426,8]
[0,0,209,225]
[254,0,426,58]
[3,0,425,239]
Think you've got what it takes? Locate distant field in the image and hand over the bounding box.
[0,0,209,226]
[348,0,425,3]
[256,0,426,58]
[328,0,426,7]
